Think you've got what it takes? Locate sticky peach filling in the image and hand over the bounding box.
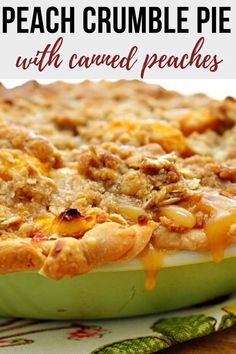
[160,205,196,229]
[159,193,236,262]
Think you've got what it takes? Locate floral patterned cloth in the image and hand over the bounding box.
[1,294,236,354]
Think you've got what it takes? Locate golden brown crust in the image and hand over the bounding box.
[0,220,155,278]
[0,239,46,273]
[39,221,155,279]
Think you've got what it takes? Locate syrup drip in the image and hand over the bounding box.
[140,247,163,291]
[202,193,236,262]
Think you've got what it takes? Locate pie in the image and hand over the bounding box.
[0,80,236,286]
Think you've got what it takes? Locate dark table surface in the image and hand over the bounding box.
[160,326,236,353]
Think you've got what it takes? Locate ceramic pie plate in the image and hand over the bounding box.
[0,246,236,320]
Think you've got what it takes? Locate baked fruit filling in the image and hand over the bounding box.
[0,80,236,283]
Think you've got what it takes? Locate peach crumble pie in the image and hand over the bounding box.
[0,80,235,281]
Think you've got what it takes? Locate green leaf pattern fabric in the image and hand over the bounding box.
[91,336,171,354]
[151,314,216,342]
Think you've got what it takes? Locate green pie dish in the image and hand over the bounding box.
[1,246,236,320]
